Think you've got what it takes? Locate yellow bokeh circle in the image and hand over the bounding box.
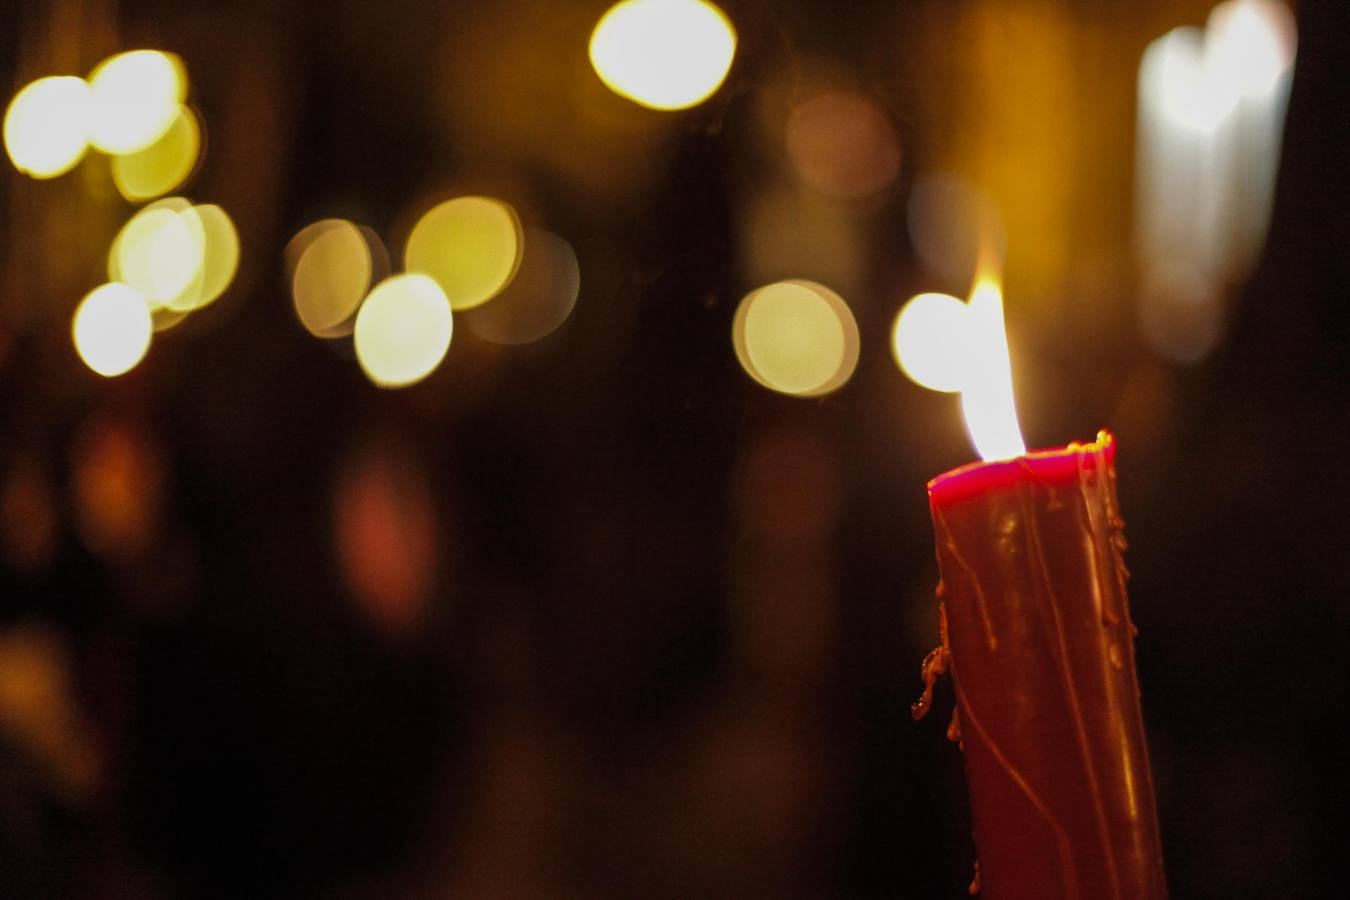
[354,274,454,389]
[72,283,154,377]
[404,196,523,311]
[3,76,92,178]
[733,280,859,397]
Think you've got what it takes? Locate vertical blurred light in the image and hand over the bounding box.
[1207,0,1297,274]
[404,197,523,311]
[785,92,901,200]
[287,219,383,338]
[589,0,737,110]
[111,105,202,201]
[732,280,860,398]
[1134,0,1295,364]
[86,50,187,155]
[1137,264,1224,364]
[354,274,454,388]
[465,228,580,345]
[3,76,92,178]
[71,283,154,377]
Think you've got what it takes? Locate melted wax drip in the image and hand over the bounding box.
[912,595,979,892]
[910,601,950,722]
[947,705,964,748]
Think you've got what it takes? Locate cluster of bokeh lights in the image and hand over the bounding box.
[3,50,239,378]
[9,1,1258,415]
[288,196,581,389]
[5,50,196,197]
[73,197,240,377]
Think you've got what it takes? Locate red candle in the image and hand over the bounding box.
[914,431,1167,898]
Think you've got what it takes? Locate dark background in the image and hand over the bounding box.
[2,0,1348,897]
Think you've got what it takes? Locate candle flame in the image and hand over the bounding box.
[959,274,1025,461]
[892,258,1026,461]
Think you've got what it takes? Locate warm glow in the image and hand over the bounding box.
[109,200,204,307]
[589,0,736,111]
[111,104,201,201]
[733,280,859,397]
[182,203,240,311]
[1207,0,1296,101]
[1147,27,1231,132]
[3,76,92,178]
[87,50,186,155]
[334,445,438,635]
[893,272,1025,461]
[354,274,453,389]
[907,172,1005,286]
[108,198,236,313]
[786,92,901,199]
[465,228,580,345]
[288,219,379,337]
[404,196,522,311]
[72,283,153,377]
[892,292,971,394]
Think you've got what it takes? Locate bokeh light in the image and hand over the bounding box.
[334,443,438,636]
[71,283,154,377]
[87,50,187,155]
[891,292,971,393]
[288,219,384,338]
[892,271,1024,462]
[183,203,240,311]
[588,0,737,111]
[107,199,237,314]
[466,228,580,345]
[1208,0,1296,101]
[785,92,901,199]
[111,104,202,201]
[354,274,453,389]
[3,76,92,178]
[108,199,205,308]
[70,418,162,563]
[404,196,523,311]
[732,280,859,398]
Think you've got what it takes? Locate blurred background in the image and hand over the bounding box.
[1,0,1347,896]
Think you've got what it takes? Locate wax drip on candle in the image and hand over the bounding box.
[947,705,964,749]
[910,601,950,721]
[968,860,981,896]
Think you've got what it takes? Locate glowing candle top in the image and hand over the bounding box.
[928,430,1116,507]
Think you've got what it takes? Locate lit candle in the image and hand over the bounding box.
[895,269,1167,897]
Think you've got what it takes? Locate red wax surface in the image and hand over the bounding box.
[929,432,1116,507]
[926,431,1166,899]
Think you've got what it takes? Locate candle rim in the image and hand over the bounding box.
[928,430,1115,505]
